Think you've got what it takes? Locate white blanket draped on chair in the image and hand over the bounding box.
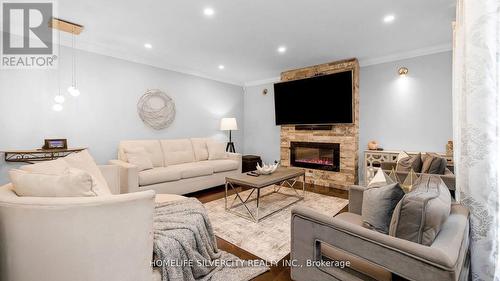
[453,0,500,280]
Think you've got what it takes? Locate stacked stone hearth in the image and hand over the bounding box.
[280,58,359,190]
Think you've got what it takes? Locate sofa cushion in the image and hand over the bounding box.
[362,183,405,234]
[389,175,451,246]
[124,147,154,171]
[190,138,210,161]
[207,141,226,160]
[199,159,239,173]
[173,163,214,179]
[138,167,182,186]
[160,139,195,166]
[119,140,164,167]
[9,168,97,197]
[62,150,112,196]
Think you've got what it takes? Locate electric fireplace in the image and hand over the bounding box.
[290,142,340,172]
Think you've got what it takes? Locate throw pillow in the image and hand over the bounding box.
[396,151,410,163]
[389,175,451,246]
[396,153,422,173]
[421,153,446,174]
[124,147,153,171]
[9,168,97,197]
[20,158,69,175]
[367,168,394,188]
[207,142,226,160]
[361,183,405,234]
[62,150,112,196]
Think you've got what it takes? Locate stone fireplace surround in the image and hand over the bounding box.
[280,58,359,190]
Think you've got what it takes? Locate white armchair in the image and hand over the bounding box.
[0,165,157,281]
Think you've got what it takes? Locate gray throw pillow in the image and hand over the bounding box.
[421,153,446,174]
[396,153,422,173]
[361,183,405,234]
[389,175,451,246]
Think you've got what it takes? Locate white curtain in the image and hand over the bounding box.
[453,0,500,280]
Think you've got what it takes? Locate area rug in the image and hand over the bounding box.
[204,186,349,262]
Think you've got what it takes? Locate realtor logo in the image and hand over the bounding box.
[1,1,57,68]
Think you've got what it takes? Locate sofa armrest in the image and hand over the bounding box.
[348,185,366,215]
[225,152,242,172]
[291,206,461,281]
[99,165,120,195]
[0,189,155,281]
[109,159,139,194]
[225,152,242,162]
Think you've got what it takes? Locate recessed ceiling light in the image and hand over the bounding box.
[277,46,287,54]
[218,65,225,70]
[203,7,215,17]
[144,43,152,49]
[383,14,395,23]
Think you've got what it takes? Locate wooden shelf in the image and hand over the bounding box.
[2,147,86,163]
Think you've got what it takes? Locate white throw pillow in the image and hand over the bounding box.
[62,150,112,196]
[124,147,153,171]
[367,168,395,188]
[20,158,69,175]
[207,142,227,160]
[9,168,97,197]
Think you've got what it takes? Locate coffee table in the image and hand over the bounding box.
[225,167,306,223]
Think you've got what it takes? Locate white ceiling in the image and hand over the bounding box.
[56,0,456,85]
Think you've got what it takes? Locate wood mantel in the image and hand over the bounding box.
[279,58,359,189]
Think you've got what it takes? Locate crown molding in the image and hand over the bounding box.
[242,43,452,86]
[243,77,280,87]
[56,36,244,87]
[358,43,452,67]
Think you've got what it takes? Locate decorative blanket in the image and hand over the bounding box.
[153,198,269,281]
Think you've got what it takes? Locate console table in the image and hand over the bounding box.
[364,150,453,184]
[2,147,86,164]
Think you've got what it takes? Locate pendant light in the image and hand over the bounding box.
[67,26,80,97]
[53,29,64,111]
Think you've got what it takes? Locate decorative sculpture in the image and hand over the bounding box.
[137,89,176,130]
[256,162,280,175]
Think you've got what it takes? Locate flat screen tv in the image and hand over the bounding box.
[273,71,353,125]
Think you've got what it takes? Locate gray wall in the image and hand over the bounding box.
[243,51,453,181]
[243,86,281,164]
[0,46,244,184]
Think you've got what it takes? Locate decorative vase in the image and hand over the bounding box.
[446,140,454,157]
[368,140,379,150]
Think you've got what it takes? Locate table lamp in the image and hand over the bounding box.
[220,117,238,152]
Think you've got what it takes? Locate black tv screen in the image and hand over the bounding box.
[273,71,353,125]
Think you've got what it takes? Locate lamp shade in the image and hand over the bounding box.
[220,118,238,131]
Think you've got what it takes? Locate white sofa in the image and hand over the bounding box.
[0,165,180,281]
[110,138,242,195]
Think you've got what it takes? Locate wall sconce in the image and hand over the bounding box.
[398,67,409,77]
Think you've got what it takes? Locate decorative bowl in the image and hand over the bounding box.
[256,162,280,175]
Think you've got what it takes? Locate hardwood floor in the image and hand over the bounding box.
[187,183,349,281]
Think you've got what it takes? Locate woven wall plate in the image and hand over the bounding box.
[137,89,176,130]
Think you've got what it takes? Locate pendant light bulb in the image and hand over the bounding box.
[54,94,65,104]
[68,86,80,97]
